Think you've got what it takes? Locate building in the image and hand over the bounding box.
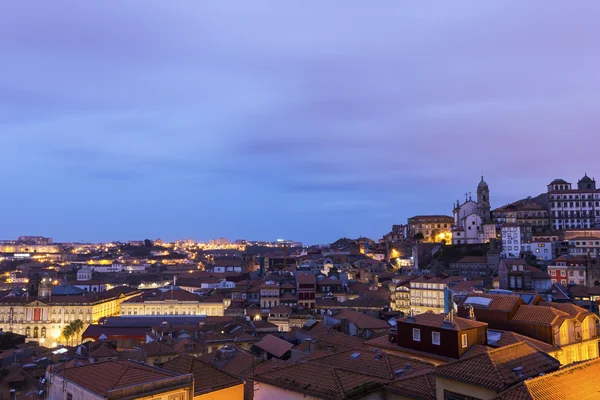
[452,177,495,244]
[323,309,390,339]
[493,196,550,233]
[547,255,590,286]
[46,360,194,400]
[496,357,600,400]
[253,348,435,400]
[0,280,139,345]
[547,174,600,231]
[522,240,555,263]
[407,215,454,243]
[259,283,280,310]
[567,235,600,258]
[434,342,560,399]
[501,223,532,258]
[296,272,316,309]
[409,276,463,314]
[449,255,496,279]
[389,312,488,359]
[458,293,600,365]
[162,354,244,399]
[120,288,225,317]
[497,259,551,293]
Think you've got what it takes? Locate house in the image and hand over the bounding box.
[46,360,194,400]
[162,354,244,399]
[259,283,280,310]
[251,334,293,360]
[495,357,600,399]
[547,255,590,287]
[501,223,533,259]
[458,293,600,365]
[254,348,435,400]
[323,309,390,339]
[296,272,316,309]
[409,276,464,314]
[449,256,495,279]
[434,342,560,399]
[498,259,551,293]
[389,312,487,360]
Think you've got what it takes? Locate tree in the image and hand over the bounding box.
[62,325,73,346]
[413,232,424,242]
[70,319,85,345]
[144,239,153,247]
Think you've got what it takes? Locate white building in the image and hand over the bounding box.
[522,240,554,262]
[547,175,600,231]
[452,177,494,244]
[501,224,532,259]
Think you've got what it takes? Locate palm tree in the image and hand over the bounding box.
[62,325,73,346]
[71,319,85,345]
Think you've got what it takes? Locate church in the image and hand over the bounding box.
[452,177,496,244]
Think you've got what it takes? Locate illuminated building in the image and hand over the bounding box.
[452,176,495,244]
[120,288,225,317]
[0,275,140,344]
[407,215,453,243]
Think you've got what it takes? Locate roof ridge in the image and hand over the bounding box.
[524,357,600,387]
[330,366,346,398]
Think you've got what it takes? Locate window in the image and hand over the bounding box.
[67,394,73,400]
[461,334,468,348]
[413,328,421,342]
[551,270,556,276]
[432,331,441,345]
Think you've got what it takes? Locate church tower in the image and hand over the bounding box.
[477,176,491,223]
[38,272,52,300]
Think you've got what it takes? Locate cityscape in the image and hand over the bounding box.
[4,2,600,400]
[0,174,599,399]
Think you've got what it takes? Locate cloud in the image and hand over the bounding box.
[1,1,600,242]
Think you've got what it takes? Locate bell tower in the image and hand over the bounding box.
[477,176,491,223]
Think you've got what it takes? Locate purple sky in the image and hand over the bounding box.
[2,2,600,244]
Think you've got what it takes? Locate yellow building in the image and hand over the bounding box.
[0,277,140,345]
[120,287,225,317]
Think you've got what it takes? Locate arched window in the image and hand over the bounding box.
[41,327,46,338]
[25,327,31,337]
[33,327,39,338]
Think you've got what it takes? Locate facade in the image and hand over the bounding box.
[409,276,463,314]
[522,240,554,263]
[120,288,225,317]
[260,284,280,309]
[567,236,600,258]
[0,283,139,345]
[497,259,551,292]
[501,223,532,258]
[547,255,589,286]
[493,197,550,233]
[547,175,600,231]
[452,177,494,244]
[296,272,316,309]
[407,215,454,243]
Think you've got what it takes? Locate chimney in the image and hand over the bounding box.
[394,369,404,378]
[326,344,334,353]
[466,305,476,320]
[308,340,318,354]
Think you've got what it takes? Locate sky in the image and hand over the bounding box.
[2,1,600,244]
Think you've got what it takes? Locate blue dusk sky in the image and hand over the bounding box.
[2,1,600,244]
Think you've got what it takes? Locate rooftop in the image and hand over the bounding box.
[397,312,487,332]
[162,354,242,395]
[435,342,560,392]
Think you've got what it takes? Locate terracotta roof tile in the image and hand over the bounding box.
[385,371,436,400]
[435,342,560,391]
[495,357,600,400]
[512,305,570,326]
[460,293,523,312]
[162,354,242,395]
[53,360,185,397]
[254,334,294,358]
